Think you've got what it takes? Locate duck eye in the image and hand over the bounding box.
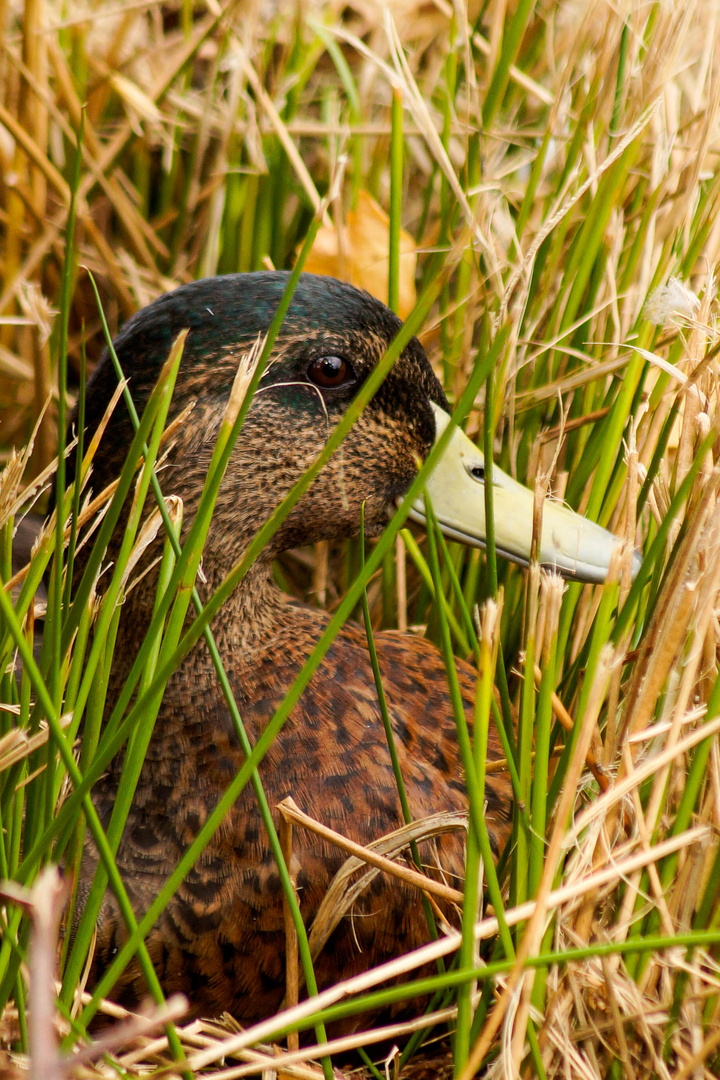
[306,355,354,389]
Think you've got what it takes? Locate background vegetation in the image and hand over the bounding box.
[1,0,720,1077]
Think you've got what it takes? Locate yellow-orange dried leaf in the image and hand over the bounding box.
[303,191,417,319]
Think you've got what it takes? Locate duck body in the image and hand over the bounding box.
[84,596,508,1024]
[68,272,619,1026]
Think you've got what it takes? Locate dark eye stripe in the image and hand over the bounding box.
[306,356,355,389]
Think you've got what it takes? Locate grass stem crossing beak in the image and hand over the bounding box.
[408,404,641,584]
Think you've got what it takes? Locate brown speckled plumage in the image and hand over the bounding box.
[71,272,512,1027]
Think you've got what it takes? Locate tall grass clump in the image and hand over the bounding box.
[2,1,720,1078]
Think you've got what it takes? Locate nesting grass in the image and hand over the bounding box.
[2,1,720,1078]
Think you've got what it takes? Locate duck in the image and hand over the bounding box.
[65,271,628,1029]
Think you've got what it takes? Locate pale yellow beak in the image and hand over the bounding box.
[408,404,640,584]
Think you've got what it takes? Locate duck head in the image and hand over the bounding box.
[79,272,633,584]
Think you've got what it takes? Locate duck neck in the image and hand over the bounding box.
[200,557,302,655]
[113,550,326,694]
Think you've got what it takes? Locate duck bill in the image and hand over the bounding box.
[408,405,639,585]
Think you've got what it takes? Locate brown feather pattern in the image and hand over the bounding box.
[69,272,513,1029]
